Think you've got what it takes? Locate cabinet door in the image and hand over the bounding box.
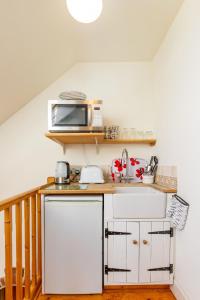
[150,222,171,283]
[139,222,151,283]
[107,222,127,283]
[140,221,171,283]
[106,221,172,285]
[107,221,139,283]
[127,222,139,283]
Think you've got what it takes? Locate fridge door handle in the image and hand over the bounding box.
[45,200,102,203]
[45,201,102,208]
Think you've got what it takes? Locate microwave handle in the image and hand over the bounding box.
[88,105,93,126]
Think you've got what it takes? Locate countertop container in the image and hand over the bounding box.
[142,175,154,184]
[79,165,104,184]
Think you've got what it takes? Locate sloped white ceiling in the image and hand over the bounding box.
[0,0,183,124]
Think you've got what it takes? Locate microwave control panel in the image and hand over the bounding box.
[92,105,103,127]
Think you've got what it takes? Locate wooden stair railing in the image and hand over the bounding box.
[0,183,50,300]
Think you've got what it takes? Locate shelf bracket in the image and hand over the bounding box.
[95,137,100,154]
[62,144,67,155]
[53,138,67,154]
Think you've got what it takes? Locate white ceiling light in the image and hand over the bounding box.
[66,0,103,24]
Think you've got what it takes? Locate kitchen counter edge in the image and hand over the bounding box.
[39,183,176,195]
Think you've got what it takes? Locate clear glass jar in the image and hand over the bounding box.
[144,130,154,139]
[120,128,129,139]
[130,128,137,139]
[136,130,145,139]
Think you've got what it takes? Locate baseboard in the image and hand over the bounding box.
[105,284,170,290]
[171,282,189,300]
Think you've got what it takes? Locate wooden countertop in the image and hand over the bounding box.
[39,182,176,195]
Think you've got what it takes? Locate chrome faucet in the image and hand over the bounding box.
[121,148,129,183]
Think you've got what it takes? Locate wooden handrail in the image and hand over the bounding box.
[0,182,51,300]
[0,183,50,211]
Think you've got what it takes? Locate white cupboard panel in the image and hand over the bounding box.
[127,222,139,283]
[150,222,170,283]
[139,222,151,283]
[113,193,166,219]
[104,222,108,284]
[107,222,127,283]
[163,222,171,282]
[104,194,113,219]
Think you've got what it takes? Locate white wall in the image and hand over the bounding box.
[0,62,156,200]
[153,0,200,298]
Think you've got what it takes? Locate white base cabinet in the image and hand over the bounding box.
[104,221,174,285]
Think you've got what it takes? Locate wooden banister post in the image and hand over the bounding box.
[16,202,23,300]
[31,195,37,289]
[4,206,13,300]
[24,198,30,299]
[37,194,42,281]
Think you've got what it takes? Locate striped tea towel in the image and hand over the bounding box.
[167,194,189,231]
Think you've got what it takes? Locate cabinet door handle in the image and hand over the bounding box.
[143,240,148,245]
[132,240,138,245]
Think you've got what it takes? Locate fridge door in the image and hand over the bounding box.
[44,196,103,294]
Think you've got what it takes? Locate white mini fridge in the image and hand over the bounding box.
[43,195,103,294]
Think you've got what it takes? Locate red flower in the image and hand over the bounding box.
[130,158,140,166]
[136,168,144,179]
[111,172,115,181]
[114,159,123,172]
[114,160,121,167]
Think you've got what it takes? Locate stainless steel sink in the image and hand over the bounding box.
[113,186,166,219]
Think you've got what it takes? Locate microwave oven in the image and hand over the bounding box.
[48,100,103,132]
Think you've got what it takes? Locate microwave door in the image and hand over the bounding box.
[52,104,88,128]
[52,105,76,126]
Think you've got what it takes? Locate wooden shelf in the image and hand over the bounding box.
[45,133,156,146]
[102,139,156,146]
[45,132,105,144]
